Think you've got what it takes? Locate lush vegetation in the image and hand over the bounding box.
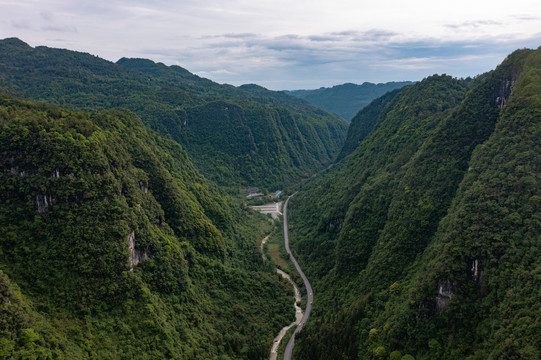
[337,88,405,160]
[0,94,293,359]
[1,36,539,360]
[287,81,414,121]
[0,38,348,190]
[288,48,540,359]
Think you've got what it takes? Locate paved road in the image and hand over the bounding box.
[283,195,313,360]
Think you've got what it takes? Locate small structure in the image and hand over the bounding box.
[250,202,283,219]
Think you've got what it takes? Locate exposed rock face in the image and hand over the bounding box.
[471,259,479,279]
[138,180,148,194]
[470,258,484,284]
[327,217,343,231]
[494,79,517,109]
[8,167,27,177]
[127,230,149,271]
[435,280,454,313]
[35,194,55,213]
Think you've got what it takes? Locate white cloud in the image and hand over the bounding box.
[42,25,78,33]
[196,69,236,77]
[0,0,540,89]
[40,10,53,21]
[10,19,31,29]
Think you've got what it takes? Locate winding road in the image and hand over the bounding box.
[256,195,313,359]
[269,269,302,360]
[282,195,313,360]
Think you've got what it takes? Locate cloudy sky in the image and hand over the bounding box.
[1,0,540,89]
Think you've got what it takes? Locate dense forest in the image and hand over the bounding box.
[287,81,413,121]
[288,48,540,359]
[0,38,348,190]
[0,35,539,360]
[0,94,293,359]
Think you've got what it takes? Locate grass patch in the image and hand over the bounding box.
[267,242,288,267]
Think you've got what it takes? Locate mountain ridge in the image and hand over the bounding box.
[288,48,540,360]
[287,81,414,121]
[0,38,348,190]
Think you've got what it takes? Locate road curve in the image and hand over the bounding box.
[283,194,313,360]
[270,269,302,360]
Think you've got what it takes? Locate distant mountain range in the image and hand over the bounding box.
[287,81,414,121]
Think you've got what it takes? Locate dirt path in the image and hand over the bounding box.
[270,270,303,360]
[259,228,303,360]
[260,234,270,260]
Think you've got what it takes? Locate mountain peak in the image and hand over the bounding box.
[117,57,191,75]
[0,37,32,49]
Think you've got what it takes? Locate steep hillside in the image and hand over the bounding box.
[0,38,348,190]
[288,48,540,359]
[337,88,404,160]
[288,81,414,121]
[0,94,291,359]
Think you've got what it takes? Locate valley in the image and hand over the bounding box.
[254,197,311,360]
[0,37,539,360]
[282,195,313,360]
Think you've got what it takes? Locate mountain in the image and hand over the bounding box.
[0,93,292,359]
[287,81,414,121]
[0,38,348,190]
[287,48,540,359]
[337,87,405,160]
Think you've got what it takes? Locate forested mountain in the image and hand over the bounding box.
[288,48,540,359]
[287,81,414,121]
[0,38,348,190]
[1,35,538,360]
[0,94,292,358]
[337,88,406,160]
